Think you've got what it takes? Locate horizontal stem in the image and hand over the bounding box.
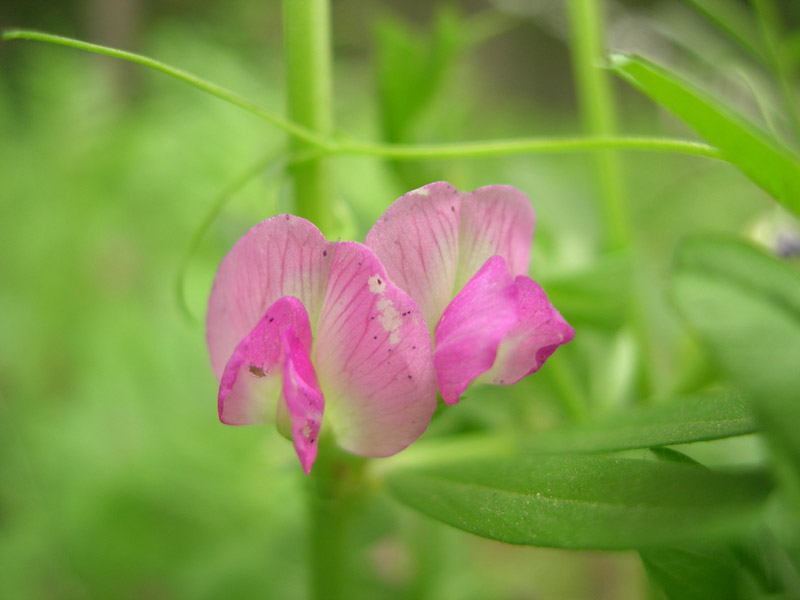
[3,29,723,163]
[332,137,722,160]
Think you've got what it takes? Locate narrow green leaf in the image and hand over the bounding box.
[386,455,771,549]
[524,391,756,454]
[641,544,743,600]
[671,236,800,500]
[610,53,800,217]
[641,448,800,600]
[375,8,465,143]
[683,0,766,62]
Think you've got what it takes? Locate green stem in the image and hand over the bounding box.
[1,30,329,148]
[175,150,291,324]
[333,136,721,160]
[282,0,334,234]
[2,30,722,164]
[566,0,629,251]
[566,1,655,401]
[306,440,366,600]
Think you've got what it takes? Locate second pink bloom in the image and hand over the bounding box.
[367,182,574,404]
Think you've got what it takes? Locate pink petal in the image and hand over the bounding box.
[281,326,324,475]
[313,242,438,458]
[433,256,519,404]
[365,182,461,330]
[217,296,314,425]
[217,296,324,473]
[478,276,575,387]
[366,182,535,330]
[455,185,534,290]
[434,257,574,404]
[207,216,336,380]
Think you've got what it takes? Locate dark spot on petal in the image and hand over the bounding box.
[377,278,382,285]
[285,214,290,221]
[412,345,416,350]
[249,364,266,377]
[322,250,327,256]
[370,316,375,320]
[450,205,455,212]
[269,317,274,322]
[407,375,412,379]
[373,335,377,340]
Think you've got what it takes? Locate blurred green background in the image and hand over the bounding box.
[1,0,798,598]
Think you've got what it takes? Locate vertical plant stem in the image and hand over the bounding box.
[566,0,628,251]
[306,439,365,600]
[566,0,654,401]
[283,0,334,234]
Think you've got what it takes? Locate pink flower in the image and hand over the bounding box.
[366,182,574,405]
[206,216,438,473]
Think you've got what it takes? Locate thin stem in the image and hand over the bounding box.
[566,1,655,403]
[282,0,335,234]
[3,30,722,164]
[566,0,629,251]
[2,29,330,149]
[175,150,291,324]
[333,136,722,160]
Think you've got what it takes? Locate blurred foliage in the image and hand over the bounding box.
[2,1,800,599]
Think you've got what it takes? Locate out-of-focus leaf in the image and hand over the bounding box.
[538,253,632,329]
[386,454,771,549]
[671,236,800,500]
[641,448,800,600]
[734,527,800,598]
[610,53,800,217]
[375,8,465,143]
[641,544,743,600]
[683,0,766,62]
[524,391,756,454]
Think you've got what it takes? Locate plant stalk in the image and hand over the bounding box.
[306,440,365,600]
[282,0,334,235]
[566,0,629,251]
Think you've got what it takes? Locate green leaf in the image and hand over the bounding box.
[641,449,800,600]
[640,543,743,600]
[524,391,757,454]
[671,236,800,502]
[683,0,766,62]
[610,53,800,217]
[375,8,465,143]
[386,454,771,549]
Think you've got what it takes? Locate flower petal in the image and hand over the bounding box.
[281,326,324,475]
[478,276,575,386]
[217,296,314,426]
[313,242,438,457]
[365,182,461,329]
[207,215,335,379]
[455,185,534,291]
[217,296,324,473]
[366,182,535,330]
[433,256,519,404]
